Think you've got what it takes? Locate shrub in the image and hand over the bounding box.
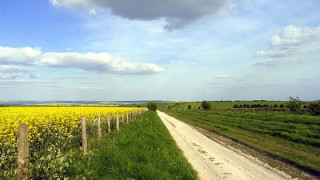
[201,101,211,110]
[239,105,243,108]
[198,107,200,110]
[273,104,278,108]
[147,101,157,111]
[308,100,320,116]
[168,105,171,109]
[280,104,285,108]
[233,104,239,108]
[286,96,303,113]
[187,105,192,110]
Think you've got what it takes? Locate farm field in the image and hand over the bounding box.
[66,111,198,179]
[0,107,144,179]
[159,104,320,177]
[165,101,287,110]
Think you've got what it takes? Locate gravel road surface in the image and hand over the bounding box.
[157,111,292,180]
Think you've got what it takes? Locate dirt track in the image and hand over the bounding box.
[157,111,292,180]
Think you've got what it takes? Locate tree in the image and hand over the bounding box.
[308,100,320,116]
[147,101,157,111]
[201,101,211,110]
[286,96,303,113]
[187,105,192,110]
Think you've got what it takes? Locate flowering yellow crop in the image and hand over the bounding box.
[0,107,143,146]
[0,106,146,178]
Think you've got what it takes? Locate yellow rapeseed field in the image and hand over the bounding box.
[0,107,142,146]
[0,106,145,178]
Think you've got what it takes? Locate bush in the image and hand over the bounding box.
[286,96,303,113]
[201,101,211,110]
[187,105,192,110]
[280,104,285,108]
[308,100,320,116]
[198,107,200,110]
[147,101,157,111]
[168,105,171,109]
[233,104,239,108]
[273,104,278,108]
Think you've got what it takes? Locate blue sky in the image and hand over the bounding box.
[0,0,319,101]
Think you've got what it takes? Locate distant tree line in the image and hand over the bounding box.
[233,104,285,109]
[233,97,320,116]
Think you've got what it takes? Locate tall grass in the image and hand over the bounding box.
[66,111,198,179]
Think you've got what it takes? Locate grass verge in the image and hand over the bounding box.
[65,111,198,179]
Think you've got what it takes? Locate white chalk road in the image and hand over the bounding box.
[157,111,292,180]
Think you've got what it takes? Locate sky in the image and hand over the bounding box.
[0,0,319,101]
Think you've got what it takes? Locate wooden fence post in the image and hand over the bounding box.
[126,111,129,124]
[107,114,111,133]
[116,113,119,131]
[81,117,87,156]
[97,115,101,141]
[17,124,29,180]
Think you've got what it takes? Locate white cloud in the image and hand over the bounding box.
[0,65,34,79]
[38,52,165,75]
[0,46,164,75]
[0,47,41,65]
[254,25,320,66]
[49,0,234,30]
[213,74,229,78]
[0,73,22,79]
[271,25,320,47]
[66,75,88,79]
[29,73,40,79]
[255,50,287,58]
[0,65,33,72]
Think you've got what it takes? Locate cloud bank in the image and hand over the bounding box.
[38,52,164,75]
[0,47,41,65]
[0,46,164,75]
[254,25,320,66]
[49,0,233,30]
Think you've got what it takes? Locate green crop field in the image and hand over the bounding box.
[159,104,320,176]
[165,101,287,110]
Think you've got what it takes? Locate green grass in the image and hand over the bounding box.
[66,111,198,179]
[159,107,320,175]
[165,101,286,110]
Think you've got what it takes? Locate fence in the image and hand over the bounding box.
[16,109,147,179]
